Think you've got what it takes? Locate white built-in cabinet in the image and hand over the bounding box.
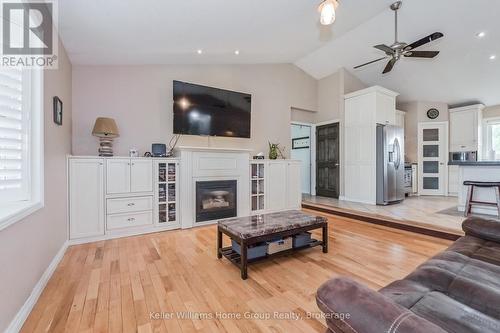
[70,156,302,242]
[69,158,105,239]
[106,159,153,194]
[344,86,399,204]
[449,104,484,153]
[286,161,302,209]
[69,157,178,241]
[250,160,302,214]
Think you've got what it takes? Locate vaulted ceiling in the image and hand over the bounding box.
[58,0,392,65]
[295,0,500,105]
[58,0,500,106]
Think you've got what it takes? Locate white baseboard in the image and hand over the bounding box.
[68,223,181,246]
[5,241,68,333]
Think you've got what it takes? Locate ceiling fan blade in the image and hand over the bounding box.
[404,50,440,58]
[406,32,444,50]
[382,58,397,74]
[353,57,387,69]
[374,44,395,55]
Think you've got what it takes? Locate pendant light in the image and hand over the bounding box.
[318,0,339,26]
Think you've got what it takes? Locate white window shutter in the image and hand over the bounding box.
[0,68,29,202]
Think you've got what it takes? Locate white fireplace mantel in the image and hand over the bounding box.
[178,147,251,229]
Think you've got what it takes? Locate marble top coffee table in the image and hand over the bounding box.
[217,210,328,279]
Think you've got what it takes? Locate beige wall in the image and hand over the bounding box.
[343,69,367,95]
[72,64,317,157]
[0,40,72,331]
[316,71,343,123]
[399,101,449,162]
[484,104,500,119]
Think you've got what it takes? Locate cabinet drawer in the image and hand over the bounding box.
[106,196,153,214]
[107,211,153,230]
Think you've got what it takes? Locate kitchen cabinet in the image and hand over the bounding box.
[448,165,459,196]
[106,158,153,194]
[69,158,105,239]
[375,92,397,125]
[449,105,484,153]
[395,110,405,128]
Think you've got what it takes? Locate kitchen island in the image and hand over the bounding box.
[450,161,500,216]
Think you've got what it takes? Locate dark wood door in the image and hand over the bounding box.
[316,123,340,198]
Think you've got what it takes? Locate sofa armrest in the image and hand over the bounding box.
[462,217,500,243]
[316,277,446,333]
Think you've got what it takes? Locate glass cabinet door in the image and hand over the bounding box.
[157,162,177,224]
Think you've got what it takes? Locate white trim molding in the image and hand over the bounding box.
[5,241,68,333]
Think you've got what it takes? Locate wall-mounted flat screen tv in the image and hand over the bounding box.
[173,80,251,138]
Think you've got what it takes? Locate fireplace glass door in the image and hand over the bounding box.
[196,180,237,222]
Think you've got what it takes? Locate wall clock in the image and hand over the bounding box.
[427,108,439,120]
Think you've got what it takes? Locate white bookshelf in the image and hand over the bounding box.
[154,159,180,226]
[250,161,266,213]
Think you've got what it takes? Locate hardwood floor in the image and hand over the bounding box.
[21,210,452,333]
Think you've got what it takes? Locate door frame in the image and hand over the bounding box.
[417,121,449,196]
[291,121,313,195]
[314,119,341,198]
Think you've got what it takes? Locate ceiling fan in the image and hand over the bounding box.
[354,1,444,74]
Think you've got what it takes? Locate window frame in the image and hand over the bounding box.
[483,116,500,161]
[0,68,44,231]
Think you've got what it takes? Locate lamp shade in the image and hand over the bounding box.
[92,117,119,138]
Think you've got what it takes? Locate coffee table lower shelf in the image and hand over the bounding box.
[220,239,324,266]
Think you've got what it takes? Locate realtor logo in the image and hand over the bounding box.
[0,0,58,68]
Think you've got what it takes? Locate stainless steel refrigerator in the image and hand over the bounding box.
[376,124,405,205]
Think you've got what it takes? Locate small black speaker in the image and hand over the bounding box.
[152,143,167,157]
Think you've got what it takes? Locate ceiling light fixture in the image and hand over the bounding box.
[318,0,339,26]
[234,50,240,55]
[197,49,203,54]
[476,31,486,38]
[490,55,497,60]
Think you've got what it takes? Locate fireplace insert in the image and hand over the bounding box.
[196,180,237,222]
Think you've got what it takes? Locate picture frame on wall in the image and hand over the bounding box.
[292,136,310,150]
[53,96,63,125]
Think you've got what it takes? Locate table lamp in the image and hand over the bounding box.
[92,117,119,156]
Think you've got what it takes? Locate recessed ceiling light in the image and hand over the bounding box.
[476,31,486,38]
[197,49,203,54]
[234,50,240,55]
[490,55,497,60]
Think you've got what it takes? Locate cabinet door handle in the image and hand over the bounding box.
[127,217,136,222]
[127,203,135,206]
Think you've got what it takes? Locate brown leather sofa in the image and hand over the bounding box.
[316,217,500,333]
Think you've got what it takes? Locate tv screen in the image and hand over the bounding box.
[173,80,251,138]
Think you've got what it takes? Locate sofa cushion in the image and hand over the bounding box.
[409,291,500,333]
[380,235,500,329]
[448,235,500,266]
[462,217,500,243]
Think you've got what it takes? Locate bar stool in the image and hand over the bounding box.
[463,181,500,217]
